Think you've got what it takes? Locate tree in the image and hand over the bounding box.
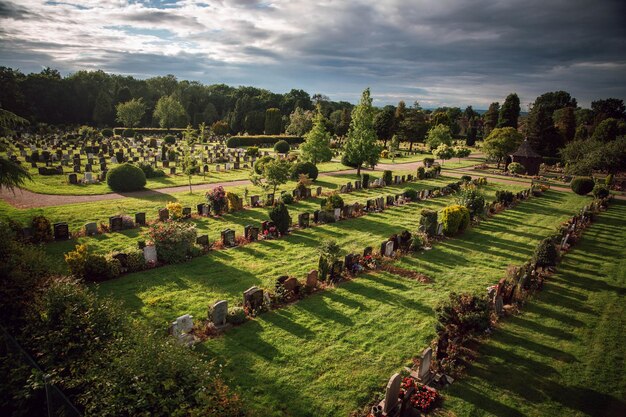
[180,142,199,194]
[527,91,577,156]
[115,98,146,128]
[433,144,454,165]
[591,118,621,142]
[300,106,332,165]
[400,108,428,150]
[211,120,229,136]
[264,108,282,135]
[374,106,395,146]
[250,158,292,197]
[497,93,521,128]
[0,157,31,193]
[426,124,453,150]
[92,91,113,126]
[329,109,351,137]
[153,95,188,129]
[389,134,400,162]
[394,100,406,135]
[553,106,576,143]
[244,110,265,134]
[482,127,523,168]
[591,98,625,125]
[285,107,313,136]
[574,125,589,141]
[483,102,500,136]
[341,88,382,176]
[454,146,471,162]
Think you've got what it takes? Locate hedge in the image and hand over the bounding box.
[113,127,186,136]
[226,135,304,148]
[440,205,470,236]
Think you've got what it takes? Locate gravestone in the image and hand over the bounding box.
[135,212,146,226]
[143,245,157,264]
[436,223,444,236]
[298,212,310,228]
[384,240,394,257]
[313,210,320,223]
[182,207,192,218]
[316,186,322,197]
[363,246,373,257]
[158,208,169,222]
[243,286,264,310]
[211,300,228,327]
[339,185,347,193]
[84,222,98,236]
[283,277,300,294]
[83,172,94,183]
[197,203,207,215]
[109,215,122,232]
[221,229,236,247]
[495,295,504,315]
[196,234,209,246]
[306,270,318,288]
[244,225,259,241]
[53,222,70,240]
[170,314,195,345]
[266,193,275,206]
[334,208,341,221]
[386,195,395,206]
[381,373,401,415]
[68,173,78,184]
[250,195,260,207]
[418,347,433,383]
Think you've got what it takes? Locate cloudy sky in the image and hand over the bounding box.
[1,0,625,108]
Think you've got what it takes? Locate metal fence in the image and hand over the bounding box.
[1,326,82,417]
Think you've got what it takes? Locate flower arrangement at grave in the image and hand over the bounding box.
[262,226,278,239]
[206,186,227,215]
[359,254,379,270]
[409,384,440,412]
[146,221,197,264]
[166,202,184,220]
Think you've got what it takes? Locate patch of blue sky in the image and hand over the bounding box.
[105,25,175,39]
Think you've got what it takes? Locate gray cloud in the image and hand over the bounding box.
[0,0,624,108]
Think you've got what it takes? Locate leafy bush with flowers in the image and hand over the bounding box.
[165,202,183,220]
[147,221,197,264]
[396,377,440,413]
[226,192,243,212]
[206,186,227,215]
[435,292,490,342]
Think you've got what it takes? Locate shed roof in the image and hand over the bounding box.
[511,139,541,158]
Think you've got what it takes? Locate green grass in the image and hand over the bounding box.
[94,188,590,416]
[443,199,626,417]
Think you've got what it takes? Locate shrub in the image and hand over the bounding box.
[383,170,393,185]
[147,221,197,264]
[570,176,595,195]
[417,166,425,180]
[274,139,290,154]
[507,162,525,174]
[206,186,227,215]
[291,161,319,181]
[381,149,389,158]
[460,175,472,182]
[419,209,438,237]
[403,188,418,200]
[31,215,53,243]
[83,253,119,282]
[253,155,274,175]
[435,292,491,340]
[495,190,515,204]
[163,135,176,144]
[605,174,613,186]
[593,184,610,199]
[122,128,135,138]
[423,157,435,167]
[440,205,470,236]
[246,146,260,157]
[138,162,165,178]
[227,307,247,325]
[226,135,304,148]
[362,173,370,188]
[101,128,113,138]
[321,193,344,210]
[456,186,485,219]
[106,163,146,192]
[166,202,183,220]
[410,232,427,251]
[280,192,294,204]
[226,192,243,212]
[269,202,290,235]
[125,248,145,273]
[65,244,89,278]
[534,237,558,267]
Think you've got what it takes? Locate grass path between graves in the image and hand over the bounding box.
[443,198,626,417]
[96,189,590,417]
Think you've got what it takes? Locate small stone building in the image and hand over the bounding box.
[510,139,542,175]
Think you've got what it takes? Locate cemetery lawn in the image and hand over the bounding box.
[96,188,590,416]
[443,198,626,417]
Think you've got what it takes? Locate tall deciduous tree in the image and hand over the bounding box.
[426,124,453,150]
[374,106,395,146]
[483,102,500,136]
[300,106,332,165]
[553,107,576,142]
[497,93,520,128]
[264,108,282,135]
[92,91,113,126]
[341,88,381,176]
[115,98,146,128]
[482,127,523,168]
[153,95,188,129]
[591,98,625,125]
[400,108,429,150]
[285,107,313,136]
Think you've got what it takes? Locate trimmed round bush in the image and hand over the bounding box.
[460,175,472,182]
[269,202,291,235]
[593,184,610,199]
[122,128,135,138]
[280,192,294,204]
[101,128,113,138]
[507,162,525,174]
[383,170,393,185]
[246,146,260,157]
[534,237,558,267]
[253,155,274,175]
[440,205,470,236]
[403,188,418,200]
[274,140,290,154]
[291,161,319,181]
[106,163,147,192]
[164,135,176,144]
[570,176,595,196]
[321,193,344,210]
